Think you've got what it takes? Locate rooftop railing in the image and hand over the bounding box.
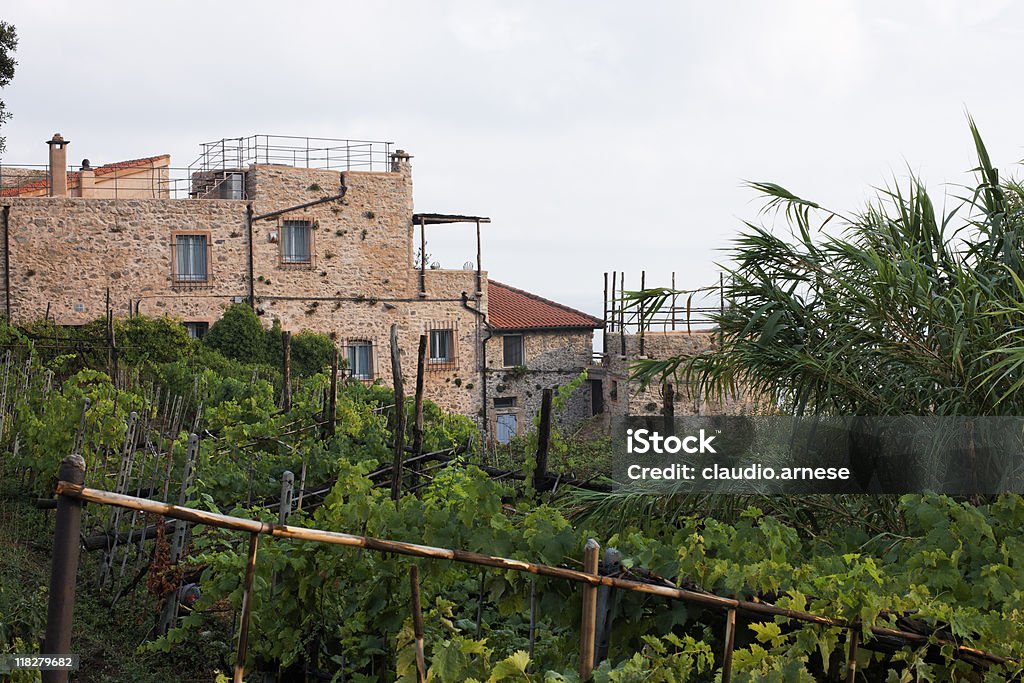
[189,134,395,174]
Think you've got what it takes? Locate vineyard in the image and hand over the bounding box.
[0,306,1021,683]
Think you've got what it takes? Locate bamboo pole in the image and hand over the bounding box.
[52,481,1017,668]
[233,532,260,683]
[579,539,600,680]
[410,565,427,682]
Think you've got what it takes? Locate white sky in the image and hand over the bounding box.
[2,1,1023,319]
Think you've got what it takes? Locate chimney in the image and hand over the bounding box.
[47,133,70,197]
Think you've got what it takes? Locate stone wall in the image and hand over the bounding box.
[3,197,249,324]
[484,330,594,439]
[603,330,758,417]
[0,157,491,420]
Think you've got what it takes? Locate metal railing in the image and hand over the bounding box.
[1,134,396,202]
[189,134,395,174]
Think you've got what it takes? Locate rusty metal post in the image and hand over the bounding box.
[233,532,260,683]
[43,454,86,683]
[722,608,737,682]
[639,271,646,357]
[602,272,608,353]
[410,565,427,682]
[579,539,600,680]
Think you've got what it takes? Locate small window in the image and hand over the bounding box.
[347,341,373,380]
[430,329,453,362]
[493,396,517,409]
[502,334,524,367]
[184,322,209,340]
[174,234,209,283]
[496,413,518,444]
[282,219,313,265]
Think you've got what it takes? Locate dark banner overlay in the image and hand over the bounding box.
[611,416,1024,494]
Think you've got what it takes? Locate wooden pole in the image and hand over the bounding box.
[722,608,737,683]
[579,539,600,680]
[533,388,553,492]
[52,480,1018,669]
[233,532,260,683]
[42,454,86,683]
[390,324,407,501]
[410,565,427,682]
[411,334,427,490]
[281,331,292,412]
[662,382,674,435]
[324,348,338,439]
[278,470,294,525]
[846,627,860,681]
[296,460,307,512]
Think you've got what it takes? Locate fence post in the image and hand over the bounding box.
[594,548,621,666]
[324,347,338,440]
[411,334,427,490]
[410,565,427,682]
[281,331,292,412]
[233,532,260,683]
[722,608,737,682]
[42,454,86,683]
[390,324,407,501]
[579,539,600,680]
[533,388,553,492]
[279,470,294,525]
[846,627,860,681]
[662,382,674,436]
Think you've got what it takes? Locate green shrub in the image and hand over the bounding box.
[203,304,266,364]
[115,315,194,368]
[264,318,335,378]
[291,331,334,377]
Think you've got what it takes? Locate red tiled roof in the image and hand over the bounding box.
[0,154,169,196]
[93,155,169,176]
[487,280,603,331]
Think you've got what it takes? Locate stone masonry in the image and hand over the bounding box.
[603,330,759,418]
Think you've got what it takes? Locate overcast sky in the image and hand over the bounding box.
[3,1,1024,319]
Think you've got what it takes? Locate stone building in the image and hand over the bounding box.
[0,133,605,439]
[484,281,603,442]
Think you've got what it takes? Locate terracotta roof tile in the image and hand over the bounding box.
[487,280,603,331]
[93,155,169,176]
